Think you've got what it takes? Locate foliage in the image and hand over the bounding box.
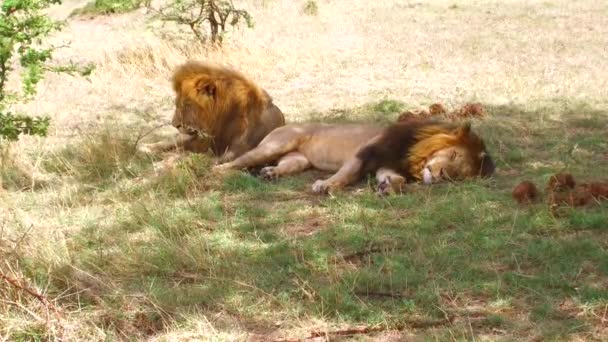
[0,0,94,141]
[148,0,254,45]
[0,112,49,141]
[71,0,144,17]
[303,0,318,16]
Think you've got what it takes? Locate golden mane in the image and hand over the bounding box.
[171,61,270,135]
[406,123,487,179]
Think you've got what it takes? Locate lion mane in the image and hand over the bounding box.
[171,61,285,161]
[357,120,495,182]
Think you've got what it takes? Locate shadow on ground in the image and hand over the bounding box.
[7,99,608,340]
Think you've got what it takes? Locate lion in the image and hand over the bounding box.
[139,61,285,162]
[213,119,496,194]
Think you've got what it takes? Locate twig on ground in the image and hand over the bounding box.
[354,290,408,299]
[11,224,34,253]
[309,326,385,338]
[342,245,406,262]
[0,268,64,338]
[0,269,48,306]
[133,122,172,150]
[271,316,454,341]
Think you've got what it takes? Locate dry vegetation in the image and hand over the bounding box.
[1,0,608,340]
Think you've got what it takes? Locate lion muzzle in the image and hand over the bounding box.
[422,167,433,185]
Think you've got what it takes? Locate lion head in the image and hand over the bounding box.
[169,61,283,158]
[407,123,495,184]
[171,61,268,135]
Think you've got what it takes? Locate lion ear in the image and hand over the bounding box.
[195,78,216,97]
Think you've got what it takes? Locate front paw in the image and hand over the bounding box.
[376,179,392,196]
[376,176,406,196]
[259,166,278,180]
[137,143,155,154]
[212,163,232,173]
[312,179,336,194]
[217,151,236,164]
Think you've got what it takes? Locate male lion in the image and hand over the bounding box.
[213,120,495,194]
[139,61,285,162]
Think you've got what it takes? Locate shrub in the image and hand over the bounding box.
[71,0,145,17]
[0,0,94,142]
[148,0,254,45]
[303,0,318,16]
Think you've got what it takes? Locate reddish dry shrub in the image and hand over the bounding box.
[547,173,576,191]
[512,180,540,204]
[548,189,593,207]
[587,182,608,199]
[429,103,448,116]
[397,109,431,123]
[397,102,486,123]
[547,179,608,209]
[512,173,607,210]
[452,103,486,119]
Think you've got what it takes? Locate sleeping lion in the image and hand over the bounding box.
[213,120,496,194]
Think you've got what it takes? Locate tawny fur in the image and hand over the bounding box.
[214,120,495,194]
[139,61,285,162]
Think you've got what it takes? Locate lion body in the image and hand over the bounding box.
[214,120,495,194]
[140,61,285,162]
[248,123,384,171]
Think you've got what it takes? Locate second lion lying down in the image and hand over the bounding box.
[213,120,496,194]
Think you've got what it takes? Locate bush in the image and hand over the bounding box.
[71,0,144,17]
[148,0,254,45]
[0,0,94,142]
[303,0,318,16]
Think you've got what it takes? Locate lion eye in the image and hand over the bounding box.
[450,151,458,160]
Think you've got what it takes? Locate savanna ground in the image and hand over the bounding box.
[1,0,608,340]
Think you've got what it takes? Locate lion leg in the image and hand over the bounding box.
[213,142,295,172]
[217,139,249,164]
[213,127,303,172]
[138,133,199,154]
[260,152,311,180]
[312,158,363,194]
[376,167,406,196]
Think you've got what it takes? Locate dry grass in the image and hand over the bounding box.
[2,0,608,340]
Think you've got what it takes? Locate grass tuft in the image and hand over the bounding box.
[71,0,144,17]
[303,0,319,16]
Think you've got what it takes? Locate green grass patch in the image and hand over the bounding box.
[43,127,154,186]
[71,0,144,17]
[8,100,608,339]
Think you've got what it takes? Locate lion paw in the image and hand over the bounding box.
[217,151,236,164]
[137,143,155,154]
[212,163,232,173]
[259,166,279,180]
[312,179,338,194]
[151,154,182,174]
[376,179,392,196]
[376,176,406,196]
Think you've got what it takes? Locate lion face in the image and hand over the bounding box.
[422,146,489,184]
[415,123,495,184]
[172,75,217,137]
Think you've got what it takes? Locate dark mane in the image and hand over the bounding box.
[356,120,455,180]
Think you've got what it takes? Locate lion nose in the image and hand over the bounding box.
[422,167,433,184]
